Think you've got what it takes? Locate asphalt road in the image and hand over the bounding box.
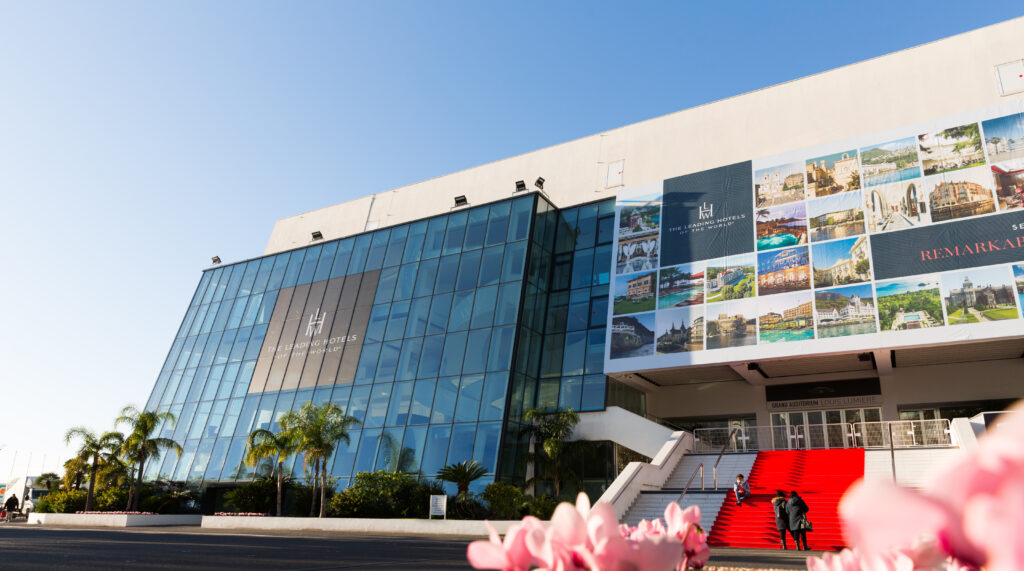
[0,524,812,569]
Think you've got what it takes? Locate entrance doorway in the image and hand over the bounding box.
[769,407,882,449]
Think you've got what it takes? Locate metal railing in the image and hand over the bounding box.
[678,427,738,503]
[692,419,953,452]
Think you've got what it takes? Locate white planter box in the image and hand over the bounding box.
[201,515,526,535]
[28,513,202,527]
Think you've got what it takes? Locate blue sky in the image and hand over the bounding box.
[940,266,1015,297]
[808,150,859,170]
[2,1,1023,474]
[863,136,919,155]
[812,236,862,269]
[808,190,863,217]
[982,113,1024,141]
[816,283,874,302]
[876,277,942,296]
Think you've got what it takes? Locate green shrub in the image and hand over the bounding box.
[482,482,525,519]
[222,479,275,514]
[94,488,128,511]
[524,494,558,520]
[34,490,87,513]
[449,493,488,520]
[327,471,442,518]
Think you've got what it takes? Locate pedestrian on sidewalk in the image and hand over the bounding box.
[771,490,789,549]
[786,490,810,550]
[733,474,750,506]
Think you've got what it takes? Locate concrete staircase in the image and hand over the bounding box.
[623,491,726,527]
[663,453,758,489]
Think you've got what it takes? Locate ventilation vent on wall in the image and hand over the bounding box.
[995,60,1024,96]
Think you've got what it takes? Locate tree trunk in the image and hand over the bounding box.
[319,458,327,518]
[276,460,283,517]
[86,456,98,512]
[125,465,135,510]
[133,454,146,511]
[309,458,319,517]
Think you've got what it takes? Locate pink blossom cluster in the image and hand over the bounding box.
[467,492,709,570]
[213,512,268,517]
[74,515,153,519]
[809,401,1024,571]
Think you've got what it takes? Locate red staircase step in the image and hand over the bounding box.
[706,449,863,551]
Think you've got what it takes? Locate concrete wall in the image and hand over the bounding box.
[265,17,1024,254]
[202,515,521,536]
[647,360,1024,425]
[573,406,673,458]
[28,513,202,527]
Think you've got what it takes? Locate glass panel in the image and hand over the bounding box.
[440,332,468,376]
[330,429,359,478]
[220,397,243,437]
[400,425,428,474]
[479,372,508,421]
[330,238,354,279]
[204,438,231,479]
[508,196,533,242]
[417,335,444,378]
[233,396,261,437]
[396,338,422,381]
[470,286,498,329]
[434,255,460,293]
[383,225,409,267]
[501,241,527,283]
[402,220,428,263]
[597,215,614,245]
[592,244,612,285]
[495,283,521,326]
[431,377,459,423]
[375,427,405,472]
[384,300,410,340]
[487,325,515,372]
[385,381,414,426]
[354,343,382,384]
[580,374,605,411]
[413,258,439,298]
[352,429,383,474]
[365,229,391,271]
[455,374,484,422]
[575,204,599,250]
[365,304,390,343]
[473,422,502,472]
[394,263,417,301]
[463,207,489,251]
[347,233,373,275]
[448,290,474,332]
[478,246,504,287]
[409,379,436,425]
[426,293,452,335]
[422,216,448,260]
[375,266,399,304]
[375,340,401,381]
[296,245,322,285]
[347,385,372,424]
[266,254,289,291]
[405,297,431,338]
[456,251,481,291]
[555,208,578,254]
[558,376,583,410]
[364,384,392,427]
[463,330,490,374]
[443,211,468,256]
[485,201,511,246]
[420,425,452,476]
[584,328,605,374]
[447,424,476,464]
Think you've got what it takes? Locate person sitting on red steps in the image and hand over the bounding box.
[733,473,751,506]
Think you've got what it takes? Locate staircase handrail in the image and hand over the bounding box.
[677,427,739,504]
[675,463,703,505]
[644,413,687,432]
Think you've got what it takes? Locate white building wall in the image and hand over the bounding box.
[265,17,1024,254]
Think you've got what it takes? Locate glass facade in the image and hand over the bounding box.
[142,194,617,495]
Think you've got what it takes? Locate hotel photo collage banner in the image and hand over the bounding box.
[605,99,1024,373]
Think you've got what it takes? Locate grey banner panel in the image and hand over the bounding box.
[871,210,1024,280]
[660,161,754,266]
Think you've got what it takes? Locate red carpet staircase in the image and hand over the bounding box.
[706,449,863,551]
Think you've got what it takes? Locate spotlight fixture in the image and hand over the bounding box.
[746,362,767,378]
[311,231,323,240]
[453,195,468,207]
[534,177,545,190]
[211,256,221,264]
[514,180,527,192]
[857,352,873,362]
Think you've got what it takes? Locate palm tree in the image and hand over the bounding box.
[244,427,297,517]
[523,407,581,497]
[437,460,488,495]
[116,406,182,511]
[64,427,124,511]
[281,401,360,518]
[35,472,61,494]
[62,457,88,491]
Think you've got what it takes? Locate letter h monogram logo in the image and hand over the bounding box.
[699,202,714,220]
[306,308,327,336]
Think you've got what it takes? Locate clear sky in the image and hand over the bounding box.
[2,1,1022,478]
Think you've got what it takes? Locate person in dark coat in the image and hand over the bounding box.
[771,490,789,549]
[4,494,18,512]
[786,490,810,550]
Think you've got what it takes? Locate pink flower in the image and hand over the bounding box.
[467,517,545,570]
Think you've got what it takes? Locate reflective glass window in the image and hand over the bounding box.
[447,290,474,332]
[384,300,410,341]
[211,300,233,333]
[200,366,220,401]
[314,241,338,282]
[233,396,261,437]
[330,385,352,414]
[463,208,488,251]
[413,258,439,297]
[585,328,605,374]
[347,385,371,424]
[402,220,428,263]
[240,293,264,328]
[495,284,521,326]
[400,425,427,474]
[229,327,252,363]
[189,272,213,308]
[384,225,408,267]
[417,335,444,378]
[352,429,383,474]
[267,254,289,291]
[409,379,435,425]
[455,251,481,290]
[447,424,476,464]
[593,244,612,285]
[226,296,249,330]
[581,374,606,411]
[420,425,452,476]
[385,381,414,426]
[365,229,391,271]
[330,430,359,478]
[570,248,594,289]
[501,242,527,283]
[329,238,354,279]
[365,304,390,343]
[454,374,484,422]
[567,289,590,331]
[204,438,230,479]
[462,330,490,375]
[405,297,431,338]
[431,376,459,423]
[576,204,599,250]
[243,324,268,362]
[396,338,422,381]
[422,216,448,260]
[198,332,222,368]
[215,329,235,365]
[347,233,373,275]
[589,296,608,328]
[443,211,467,255]
[555,208,578,254]
[375,340,401,382]
[172,441,198,481]
[186,367,210,402]
[434,255,459,293]
[270,392,296,432]
[252,257,275,294]
[281,250,304,289]
[238,260,261,296]
[508,196,533,242]
[213,266,236,302]
[440,332,467,377]
[562,330,586,376]
[558,376,583,410]
[375,427,405,472]
[188,401,212,440]
[425,294,452,335]
[597,215,614,245]
[188,305,209,337]
[232,361,255,398]
[220,398,243,437]
[479,372,508,421]
[365,384,392,428]
[487,325,516,372]
[375,266,399,304]
[470,286,497,329]
[354,343,381,384]
[485,202,510,246]
[297,244,322,285]
[394,263,417,301]
[478,246,503,287]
